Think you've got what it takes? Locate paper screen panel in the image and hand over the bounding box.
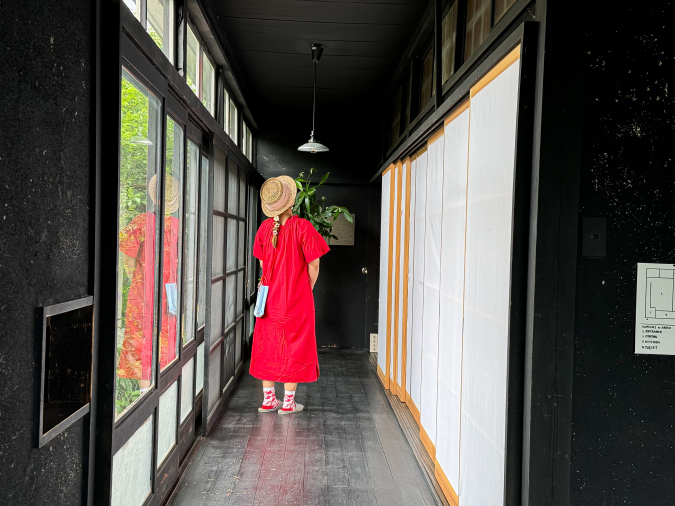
[210,280,223,341]
[406,158,416,398]
[111,415,153,506]
[420,134,444,446]
[212,216,224,278]
[459,58,521,505]
[436,105,470,494]
[397,161,407,392]
[377,170,391,382]
[389,165,399,383]
[208,344,222,414]
[213,148,226,212]
[410,151,428,410]
[227,159,238,215]
[196,343,204,394]
[157,380,177,467]
[180,358,194,423]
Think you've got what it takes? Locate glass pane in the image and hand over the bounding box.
[213,147,226,212]
[238,222,245,268]
[211,280,223,341]
[196,343,204,394]
[248,187,258,297]
[236,271,244,317]
[465,0,491,60]
[495,0,516,23]
[239,171,246,217]
[442,2,458,84]
[161,117,183,371]
[207,345,221,414]
[147,0,173,63]
[391,89,402,148]
[227,160,238,215]
[223,89,230,136]
[235,320,243,366]
[212,216,224,278]
[229,100,238,144]
[183,140,199,345]
[226,275,236,328]
[157,381,177,467]
[186,24,199,96]
[202,54,215,116]
[226,219,237,272]
[116,69,162,418]
[197,155,209,330]
[111,415,153,506]
[223,333,234,385]
[180,358,194,423]
[420,47,434,110]
[122,0,141,20]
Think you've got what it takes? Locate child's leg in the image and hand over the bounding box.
[280,383,303,413]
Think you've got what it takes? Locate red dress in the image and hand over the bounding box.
[250,215,330,383]
[117,213,180,381]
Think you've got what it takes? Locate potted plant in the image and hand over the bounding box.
[293,168,353,242]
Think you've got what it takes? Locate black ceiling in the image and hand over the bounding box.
[204,0,430,113]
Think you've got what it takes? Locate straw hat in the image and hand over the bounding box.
[149,174,181,215]
[260,175,297,218]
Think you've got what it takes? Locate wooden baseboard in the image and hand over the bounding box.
[407,397,420,424]
[377,364,389,389]
[420,425,436,461]
[435,461,459,506]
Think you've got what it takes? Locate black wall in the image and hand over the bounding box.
[255,100,381,349]
[0,1,93,504]
[570,4,675,504]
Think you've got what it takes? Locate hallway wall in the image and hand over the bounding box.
[0,1,93,504]
[570,4,675,504]
[255,102,381,349]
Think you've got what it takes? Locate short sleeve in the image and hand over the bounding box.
[302,220,330,263]
[252,222,268,260]
[119,213,148,258]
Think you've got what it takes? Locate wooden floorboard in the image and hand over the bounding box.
[170,350,439,506]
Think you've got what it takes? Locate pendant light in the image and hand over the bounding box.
[298,44,329,153]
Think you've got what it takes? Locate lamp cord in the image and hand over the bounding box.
[312,61,316,135]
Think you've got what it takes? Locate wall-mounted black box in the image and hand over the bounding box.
[36,296,93,448]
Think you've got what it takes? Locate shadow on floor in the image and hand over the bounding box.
[170,349,439,506]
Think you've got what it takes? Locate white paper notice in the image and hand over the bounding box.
[635,263,675,355]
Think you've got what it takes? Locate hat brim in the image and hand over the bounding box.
[261,175,298,218]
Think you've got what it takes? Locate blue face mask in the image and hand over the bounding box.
[165,283,178,315]
[254,285,269,318]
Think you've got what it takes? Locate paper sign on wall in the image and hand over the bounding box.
[635,263,675,355]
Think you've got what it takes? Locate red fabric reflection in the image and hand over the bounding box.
[117,213,179,381]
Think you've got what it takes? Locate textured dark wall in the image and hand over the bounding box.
[570,4,675,505]
[0,1,93,504]
[256,99,381,185]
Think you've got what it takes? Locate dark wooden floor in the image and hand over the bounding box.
[171,350,438,506]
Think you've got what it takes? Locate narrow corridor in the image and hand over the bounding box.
[170,350,439,506]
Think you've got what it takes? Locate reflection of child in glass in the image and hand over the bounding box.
[117,175,181,391]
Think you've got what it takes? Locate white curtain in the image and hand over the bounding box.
[377,170,391,380]
[410,150,428,410]
[420,133,445,444]
[458,58,521,505]
[405,158,417,399]
[435,104,470,494]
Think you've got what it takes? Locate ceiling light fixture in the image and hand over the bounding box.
[298,44,329,154]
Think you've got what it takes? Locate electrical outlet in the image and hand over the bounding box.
[370,333,378,353]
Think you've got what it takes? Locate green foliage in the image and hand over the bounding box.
[293,168,353,242]
[115,376,142,415]
[120,75,151,226]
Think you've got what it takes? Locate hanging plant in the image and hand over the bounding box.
[293,168,353,242]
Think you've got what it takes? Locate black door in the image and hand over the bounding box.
[313,185,370,349]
